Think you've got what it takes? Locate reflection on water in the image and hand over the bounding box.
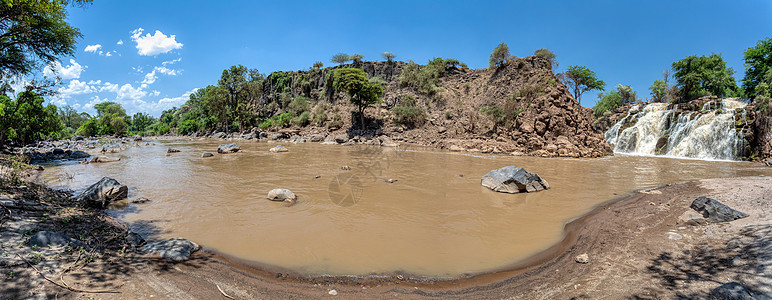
[39,138,772,277]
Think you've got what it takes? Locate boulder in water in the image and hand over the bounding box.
[88,155,120,163]
[141,238,200,261]
[267,188,297,206]
[334,134,349,144]
[481,166,550,193]
[217,143,240,153]
[690,196,748,223]
[269,145,288,153]
[69,150,90,159]
[167,148,181,153]
[76,177,129,208]
[201,152,214,158]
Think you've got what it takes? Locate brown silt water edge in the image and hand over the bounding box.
[40,138,772,279]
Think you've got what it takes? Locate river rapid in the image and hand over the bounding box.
[39,138,772,277]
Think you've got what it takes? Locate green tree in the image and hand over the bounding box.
[218,65,249,132]
[489,43,512,68]
[92,101,128,135]
[593,84,637,118]
[0,91,62,147]
[312,61,324,69]
[382,51,395,62]
[671,54,737,101]
[333,67,383,129]
[331,53,350,65]
[649,79,667,102]
[129,112,154,133]
[349,54,364,64]
[563,65,606,104]
[57,105,86,129]
[741,37,772,97]
[534,48,557,69]
[0,0,90,78]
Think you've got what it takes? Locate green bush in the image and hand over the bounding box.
[327,114,343,129]
[273,112,293,127]
[391,95,426,127]
[289,96,310,114]
[397,58,464,95]
[178,119,199,135]
[292,111,310,127]
[259,119,272,130]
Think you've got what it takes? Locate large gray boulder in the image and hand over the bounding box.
[28,231,84,248]
[481,166,550,193]
[217,143,240,153]
[269,145,288,153]
[76,177,128,208]
[141,238,200,261]
[69,150,90,159]
[709,282,754,300]
[690,196,748,223]
[334,134,349,144]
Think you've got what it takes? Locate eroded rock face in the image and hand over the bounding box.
[141,238,200,261]
[481,166,550,193]
[217,143,240,153]
[76,177,128,208]
[690,196,748,223]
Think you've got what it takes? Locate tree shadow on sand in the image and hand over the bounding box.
[636,225,772,299]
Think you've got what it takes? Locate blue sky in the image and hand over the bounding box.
[36,0,772,116]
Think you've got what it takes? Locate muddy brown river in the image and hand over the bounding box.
[39,138,772,278]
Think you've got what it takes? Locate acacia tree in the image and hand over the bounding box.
[333,68,383,129]
[349,54,364,64]
[489,43,512,68]
[312,61,324,69]
[671,54,737,101]
[742,37,772,97]
[649,80,667,102]
[563,65,606,104]
[331,53,350,65]
[382,52,395,62]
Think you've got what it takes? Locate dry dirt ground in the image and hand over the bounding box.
[2,175,771,299]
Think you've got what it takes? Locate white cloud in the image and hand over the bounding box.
[151,90,161,96]
[154,66,178,76]
[84,44,102,53]
[87,80,102,85]
[43,59,85,80]
[116,83,147,102]
[99,82,119,93]
[117,39,124,45]
[58,79,96,96]
[130,28,183,56]
[162,58,182,66]
[156,88,197,107]
[142,70,157,85]
[84,96,108,110]
[105,51,112,57]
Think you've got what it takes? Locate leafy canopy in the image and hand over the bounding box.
[331,53,350,65]
[563,65,605,104]
[534,48,557,69]
[742,37,772,97]
[382,52,395,62]
[649,80,667,102]
[0,91,62,147]
[671,54,737,101]
[489,43,512,68]
[333,67,383,128]
[593,84,637,118]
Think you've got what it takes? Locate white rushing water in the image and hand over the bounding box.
[604,98,749,161]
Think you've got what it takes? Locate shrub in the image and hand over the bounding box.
[382,51,395,62]
[289,96,310,114]
[273,112,293,127]
[259,119,272,129]
[397,58,464,95]
[327,114,344,129]
[292,111,310,127]
[534,48,557,69]
[391,95,426,127]
[480,105,505,130]
[313,61,324,69]
[489,43,512,68]
[349,54,364,63]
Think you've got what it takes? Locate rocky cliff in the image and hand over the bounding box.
[254,57,612,157]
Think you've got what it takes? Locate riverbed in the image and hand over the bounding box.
[38,138,772,278]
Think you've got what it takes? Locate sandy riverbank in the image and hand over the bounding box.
[2,164,770,298]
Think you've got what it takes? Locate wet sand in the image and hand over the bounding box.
[27,175,770,299]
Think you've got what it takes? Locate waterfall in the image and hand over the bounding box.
[604,98,749,160]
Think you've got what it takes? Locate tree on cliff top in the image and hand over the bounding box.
[593,84,636,118]
[331,53,350,65]
[382,52,396,62]
[742,37,772,98]
[563,65,605,104]
[534,48,558,69]
[489,43,512,68]
[333,68,383,129]
[671,54,737,101]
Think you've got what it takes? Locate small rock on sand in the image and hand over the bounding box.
[667,232,683,240]
[328,289,338,296]
[575,253,589,264]
[29,231,83,248]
